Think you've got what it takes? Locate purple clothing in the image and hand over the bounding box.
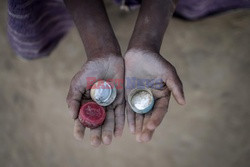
[175,0,250,20]
[115,0,250,20]
[8,0,73,59]
[8,0,250,59]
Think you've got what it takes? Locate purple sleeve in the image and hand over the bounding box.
[8,0,250,59]
[115,0,250,20]
[8,0,73,60]
[175,0,250,20]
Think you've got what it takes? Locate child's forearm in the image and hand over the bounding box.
[128,0,178,53]
[64,0,121,59]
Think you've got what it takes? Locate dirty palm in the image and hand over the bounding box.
[64,0,184,146]
[8,0,186,146]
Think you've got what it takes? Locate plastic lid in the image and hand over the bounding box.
[79,102,106,128]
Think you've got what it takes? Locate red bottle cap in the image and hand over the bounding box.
[79,102,106,129]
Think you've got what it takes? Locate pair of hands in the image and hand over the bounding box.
[66,49,185,147]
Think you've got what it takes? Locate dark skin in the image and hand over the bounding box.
[64,0,184,146]
[64,0,121,58]
[125,0,185,142]
[128,0,179,52]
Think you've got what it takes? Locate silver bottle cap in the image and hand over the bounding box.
[128,87,154,114]
[90,80,117,106]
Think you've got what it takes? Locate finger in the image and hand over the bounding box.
[166,76,185,105]
[73,119,86,141]
[102,107,115,145]
[135,113,144,142]
[67,90,82,119]
[140,112,153,142]
[126,102,135,134]
[142,111,152,131]
[147,96,170,130]
[107,68,125,137]
[66,72,85,119]
[140,129,155,142]
[90,126,102,147]
[114,103,125,137]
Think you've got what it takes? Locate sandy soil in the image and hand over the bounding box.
[0,1,250,167]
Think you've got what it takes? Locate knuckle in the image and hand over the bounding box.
[135,114,142,121]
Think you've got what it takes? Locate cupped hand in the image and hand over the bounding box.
[124,49,185,142]
[67,55,125,147]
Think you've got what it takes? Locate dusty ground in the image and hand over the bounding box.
[0,1,250,167]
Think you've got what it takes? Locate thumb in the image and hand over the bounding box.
[165,74,185,105]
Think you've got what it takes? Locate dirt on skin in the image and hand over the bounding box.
[0,1,250,167]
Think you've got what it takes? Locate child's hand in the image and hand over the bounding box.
[124,49,185,142]
[64,0,125,147]
[67,55,125,147]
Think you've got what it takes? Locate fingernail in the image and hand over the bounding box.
[180,100,186,105]
[136,134,142,142]
[141,133,150,142]
[182,98,186,105]
[91,136,101,147]
[103,135,112,145]
[180,96,186,105]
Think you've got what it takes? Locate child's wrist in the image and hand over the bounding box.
[127,38,160,54]
[86,45,121,60]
